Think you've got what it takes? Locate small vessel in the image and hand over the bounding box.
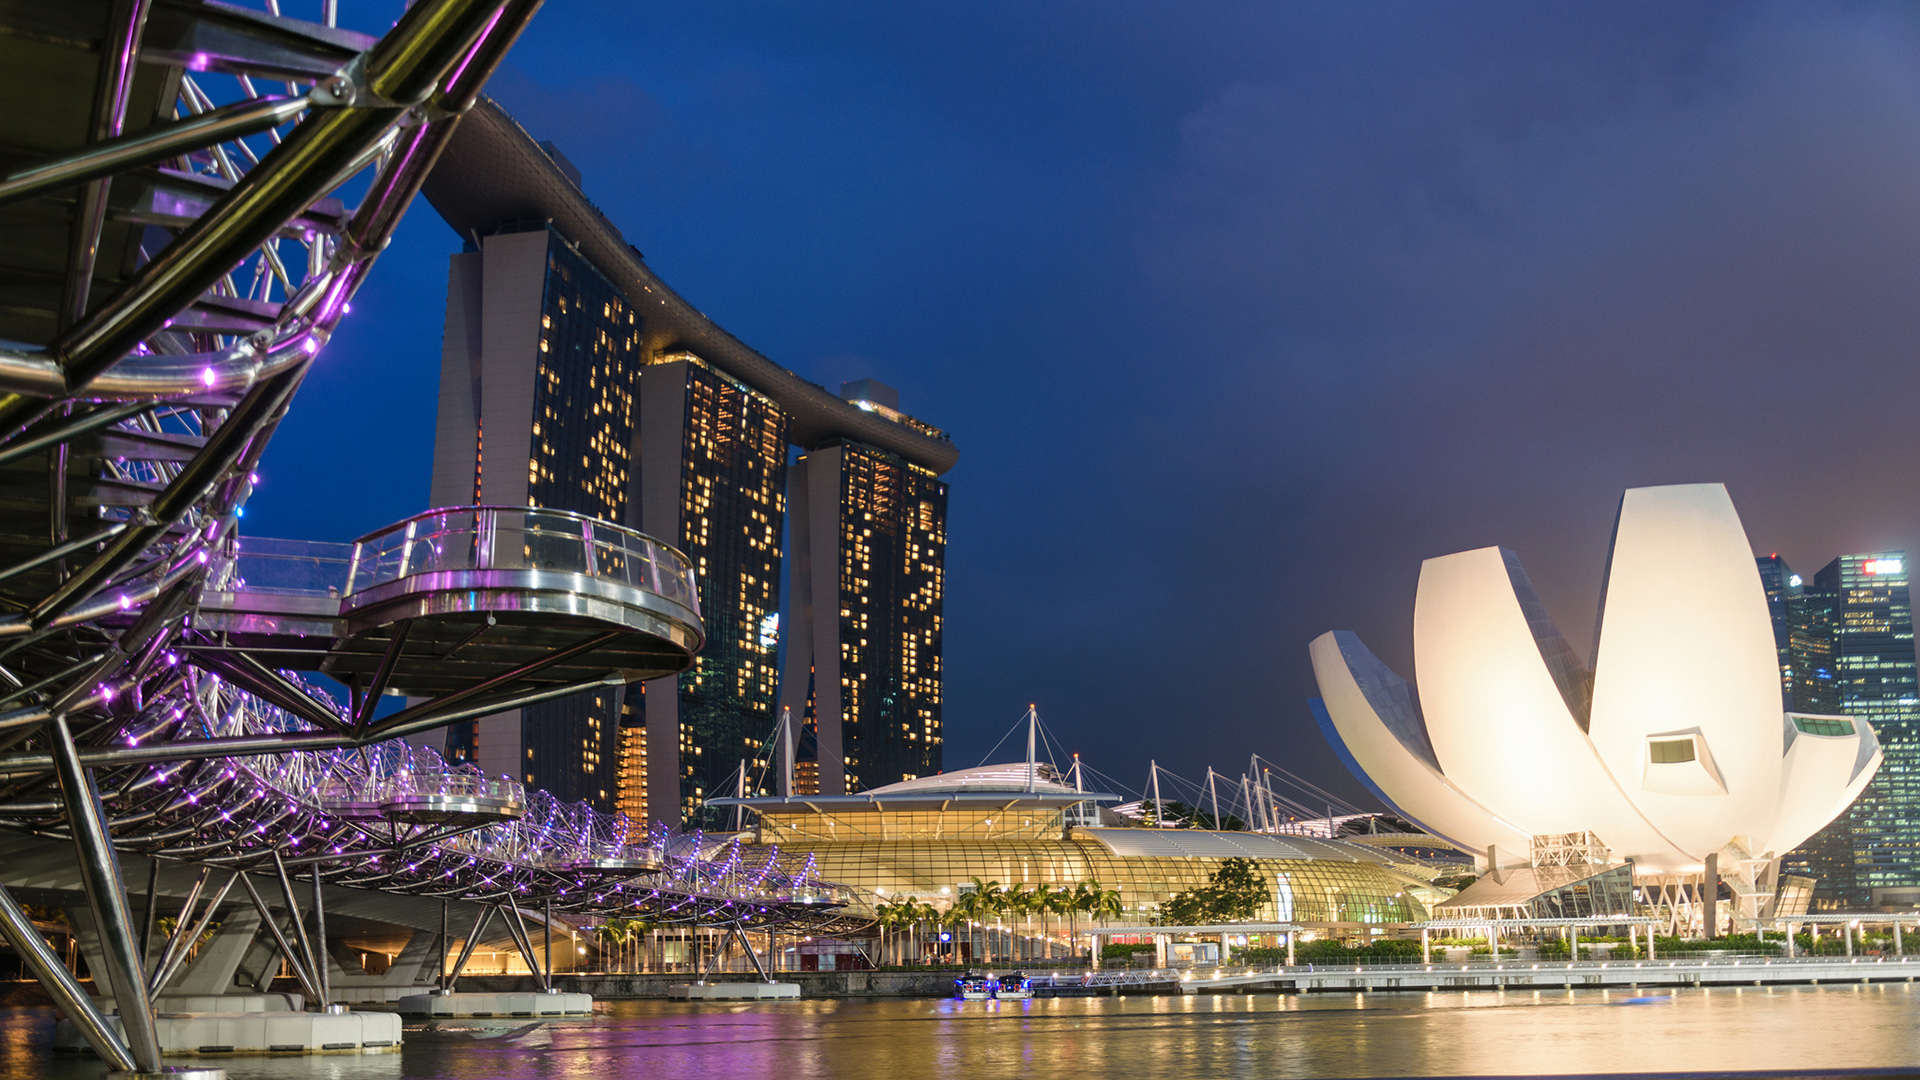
[954,972,1032,1001]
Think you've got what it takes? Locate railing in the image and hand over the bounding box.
[210,536,354,597]
[1169,955,1920,977]
[344,506,700,615]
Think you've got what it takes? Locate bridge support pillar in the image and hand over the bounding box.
[172,908,261,995]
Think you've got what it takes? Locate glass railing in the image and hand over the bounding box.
[212,536,354,597]
[344,506,699,615]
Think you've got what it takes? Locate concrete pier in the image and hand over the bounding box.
[54,1008,401,1055]
[669,982,801,1000]
[394,990,593,1017]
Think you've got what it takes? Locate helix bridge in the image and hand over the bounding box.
[0,0,863,1072]
[0,661,856,925]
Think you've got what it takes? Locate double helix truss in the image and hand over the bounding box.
[54,667,858,923]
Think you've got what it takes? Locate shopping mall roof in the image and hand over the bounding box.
[1077,828,1404,865]
[709,762,1120,814]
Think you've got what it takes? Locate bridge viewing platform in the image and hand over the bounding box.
[195,506,705,722]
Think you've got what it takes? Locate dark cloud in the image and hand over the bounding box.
[251,2,1920,807]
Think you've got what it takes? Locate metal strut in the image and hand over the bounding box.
[499,896,544,988]
[0,880,136,1071]
[235,872,321,1004]
[444,905,495,992]
[48,712,163,1071]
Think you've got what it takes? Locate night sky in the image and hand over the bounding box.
[250,2,1920,808]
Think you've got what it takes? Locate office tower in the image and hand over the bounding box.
[428,225,641,808]
[1762,552,1918,907]
[424,112,959,824]
[1757,555,1796,707]
[1822,554,1918,905]
[780,382,949,795]
[630,355,789,827]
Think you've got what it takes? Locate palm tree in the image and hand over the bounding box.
[944,895,975,960]
[594,921,630,973]
[1041,885,1073,962]
[875,899,910,966]
[916,900,941,965]
[1028,884,1057,961]
[1004,884,1034,961]
[899,896,927,965]
[967,877,1005,962]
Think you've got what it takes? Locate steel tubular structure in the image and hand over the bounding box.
[0,1,859,1073]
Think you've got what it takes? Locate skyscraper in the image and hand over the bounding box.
[780,382,949,796]
[428,225,642,807]
[1757,555,1796,707]
[1761,552,1918,907]
[422,102,958,824]
[1823,553,1918,905]
[630,354,789,826]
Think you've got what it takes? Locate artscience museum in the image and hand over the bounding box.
[1310,483,1883,931]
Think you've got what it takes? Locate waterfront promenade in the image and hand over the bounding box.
[312,952,1920,1001]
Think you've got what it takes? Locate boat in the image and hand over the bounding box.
[954,972,1033,1001]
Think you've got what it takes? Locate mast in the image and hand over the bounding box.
[779,707,796,798]
[1207,768,1221,830]
[1025,704,1037,793]
[1249,754,1271,832]
[1072,753,1083,793]
[733,761,747,832]
[1239,774,1255,833]
[1150,761,1163,827]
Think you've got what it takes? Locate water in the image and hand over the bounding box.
[3,986,1919,1079]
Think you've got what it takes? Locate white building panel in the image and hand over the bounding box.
[1587,484,1785,861]
[1412,548,1686,865]
[1309,631,1531,862]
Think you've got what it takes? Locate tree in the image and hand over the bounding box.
[1161,858,1271,924]
[1039,885,1070,961]
[942,900,972,964]
[1005,884,1034,960]
[963,877,1005,962]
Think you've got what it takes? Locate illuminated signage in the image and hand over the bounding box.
[1863,559,1904,577]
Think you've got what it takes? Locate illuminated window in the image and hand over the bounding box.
[1648,738,1696,764]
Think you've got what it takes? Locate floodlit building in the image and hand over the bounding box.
[420,100,957,823]
[781,425,949,796]
[1310,483,1884,929]
[711,763,1439,958]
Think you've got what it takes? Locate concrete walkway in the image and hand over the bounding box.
[1165,955,1920,993]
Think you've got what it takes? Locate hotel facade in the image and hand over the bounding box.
[421,105,957,827]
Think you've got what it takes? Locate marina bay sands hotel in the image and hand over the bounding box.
[418,101,957,828]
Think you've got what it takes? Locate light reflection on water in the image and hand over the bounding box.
[3,985,1919,1080]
